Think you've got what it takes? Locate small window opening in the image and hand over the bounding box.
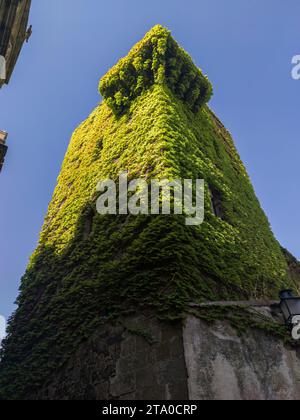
[83,209,95,240]
[210,186,224,219]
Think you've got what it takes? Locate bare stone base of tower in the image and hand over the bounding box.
[35,309,300,401]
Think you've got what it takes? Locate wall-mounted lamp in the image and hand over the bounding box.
[279,290,300,325]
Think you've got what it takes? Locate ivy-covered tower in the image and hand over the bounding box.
[0,26,297,400]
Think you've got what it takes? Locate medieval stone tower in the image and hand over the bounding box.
[1,26,300,400]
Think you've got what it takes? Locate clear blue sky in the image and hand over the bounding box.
[0,0,299,319]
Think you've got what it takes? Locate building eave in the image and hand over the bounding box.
[0,0,31,88]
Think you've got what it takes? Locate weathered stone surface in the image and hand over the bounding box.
[34,309,300,400]
[36,316,188,401]
[183,316,300,400]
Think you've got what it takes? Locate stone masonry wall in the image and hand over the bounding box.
[36,310,300,400]
[36,315,188,400]
[184,316,300,400]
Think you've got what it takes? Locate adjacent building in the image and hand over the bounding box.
[0,0,31,88]
[0,130,7,172]
[0,0,32,172]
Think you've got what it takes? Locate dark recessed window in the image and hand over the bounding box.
[83,209,94,240]
[209,186,224,220]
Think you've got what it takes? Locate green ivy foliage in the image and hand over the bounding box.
[0,27,295,400]
[99,25,212,115]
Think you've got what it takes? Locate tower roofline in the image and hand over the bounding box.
[99,25,213,116]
